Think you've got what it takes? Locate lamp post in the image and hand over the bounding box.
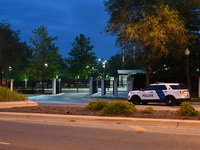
[99,59,107,95]
[42,63,48,93]
[102,60,107,79]
[98,59,107,79]
[185,48,190,90]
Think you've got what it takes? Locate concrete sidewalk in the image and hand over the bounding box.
[0,101,38,108]
[0,112,200,127]
[91,91,127,98]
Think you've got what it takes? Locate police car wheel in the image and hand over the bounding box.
[132,96,141,105]
[166,96,175,106]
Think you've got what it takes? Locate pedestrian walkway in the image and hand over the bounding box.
[0,101,38,108]
[91,91,127,98]
[28,92,92,103]
[27,88,127,103]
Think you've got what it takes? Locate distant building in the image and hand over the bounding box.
[117,70,145,90]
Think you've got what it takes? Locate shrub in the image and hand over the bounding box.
[100,101,137,116]
[142,107,155,114]
[0,87,26,102]
[85,100,108,111]
[176,102,198,116]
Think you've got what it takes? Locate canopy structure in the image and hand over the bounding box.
[117,70,145,75]
[116,70,145,90]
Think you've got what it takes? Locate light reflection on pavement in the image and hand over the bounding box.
[28,93,92,103]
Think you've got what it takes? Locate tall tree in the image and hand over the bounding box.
[27,25,61,92]
[0,21,24,85]
[164,0,200,78]
[104,1,189,85]
[3,41,31,81]
[66,34,97,79]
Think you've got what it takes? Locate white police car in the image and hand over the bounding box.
[127,83,190,106]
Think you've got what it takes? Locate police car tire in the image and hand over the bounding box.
[165,96,175,106]
[132,96,141,105]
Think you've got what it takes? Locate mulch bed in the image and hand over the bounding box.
[0,106,200,120]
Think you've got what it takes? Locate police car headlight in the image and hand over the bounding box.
[127,92,132,100]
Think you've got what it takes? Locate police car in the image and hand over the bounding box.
[127,83,190,106]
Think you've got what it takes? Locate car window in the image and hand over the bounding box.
[155,85,167,90]
[144,86,155,90]
[170,84,187,89]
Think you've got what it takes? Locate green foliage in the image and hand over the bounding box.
[3,42,31,81]
[66,34,97,79]
[27,25,62,81]
[176,102,198,116]
[85,100,108,111]
[0,21,25,84]
[142,107,155,114]
[100,101,137,116]
[104,1,190,85]
[0,87,25,102]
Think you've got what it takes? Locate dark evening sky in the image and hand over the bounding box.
[0,0,119,60]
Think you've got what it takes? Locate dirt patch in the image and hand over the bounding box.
[0,106,200,120]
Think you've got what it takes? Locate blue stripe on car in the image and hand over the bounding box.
[156,90,165,99]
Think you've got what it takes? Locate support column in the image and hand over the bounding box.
[52,78,56,95]
[127,77,134,94]
[101,78,105,95]
[113,77,118,96]
[56,79,61,94]
[10,79,14,91]
[89,77,93,95]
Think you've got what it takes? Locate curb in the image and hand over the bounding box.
[0,101,38,108]
[0,112,200,127]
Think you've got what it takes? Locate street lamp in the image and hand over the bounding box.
[98,59,107,79]
[185,48,190,90]
[42,63,48,93]
[102,60,107,79]
[98,59,107,95]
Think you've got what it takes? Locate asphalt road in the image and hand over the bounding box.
[1,118,200,150]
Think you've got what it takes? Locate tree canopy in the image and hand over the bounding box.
[104,0,191,85]
[27,25,61,81]
[0,21,25,85]
[66,34,97,79]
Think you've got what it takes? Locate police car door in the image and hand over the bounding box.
[141,85,157,100]
[155,85,167,101]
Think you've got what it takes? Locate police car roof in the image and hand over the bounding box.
[150,82,180,85]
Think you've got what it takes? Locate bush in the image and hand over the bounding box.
[100,101,137,116]
[142,107,155,114]
[85,100,108,111]
[176,102,198,116]
[0,87,26,102]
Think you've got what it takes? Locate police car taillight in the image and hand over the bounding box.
[177,90,185,94]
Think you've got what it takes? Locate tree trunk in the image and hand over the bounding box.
[145,58,151,86]
[0,67,2,86]
[146,69,150,86]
